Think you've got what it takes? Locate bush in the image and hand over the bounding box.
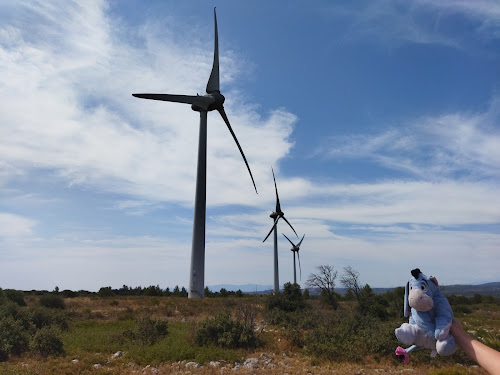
[137,317,169,345]
[4,290,26,307]
[98,286,115,297]
[123,318,169,345]
[39,294,65,309]
[304,313,397,362]
[28,306,68,331]
[30,327,64,357]
[266,282,308,313]
[195,312,258,349]
[0,316,31,360]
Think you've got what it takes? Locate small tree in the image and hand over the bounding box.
[341,266,388,320]
[340,266,362,301]
[30,327,64,358]
[39,294,65,309]
[4,290,26,307]
[97,287,114,297]
[306,265,339,309]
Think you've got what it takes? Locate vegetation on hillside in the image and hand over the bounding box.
[0,266,498,374]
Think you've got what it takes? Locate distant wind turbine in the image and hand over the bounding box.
[283,233,305,285]
[133,9,257,298]
[263,168,297,294]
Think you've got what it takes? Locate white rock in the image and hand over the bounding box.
[185,361,201,369]
[93,363,103,369]
[71,359,79,364]
[243,358,259,369]
[112,351,123,359]
[232,363,241,371]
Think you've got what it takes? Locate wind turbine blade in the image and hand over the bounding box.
[297,250,302,281]
[282,233,295,247]
[272,167,281,212]
[263,216,280,242]
[132,94,215,110]
[282,216,298,238]
[218,107,258,193]
[206,8,220,94]
[297,234,305,247]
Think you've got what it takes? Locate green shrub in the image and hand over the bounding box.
[28,306,68,331]
[195,312,258,349]
[4,290,26,307]
[123,318,169,345]
[304,313,397,362]
[0,316,31,360]
[137,318,169,345]
[266,282,308,313]
[39,294,65,309]
[452,305,473,314]
[98,286,115,297]
[30,326,64,357]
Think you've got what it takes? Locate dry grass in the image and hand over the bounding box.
[0,295,496,375]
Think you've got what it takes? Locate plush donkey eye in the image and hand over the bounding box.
[421,284,427,291]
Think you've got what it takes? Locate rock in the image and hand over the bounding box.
[243,357,259,369]
[93,363,103,369]
[209,361,220,367]
[185,361,201,369]
[232,363,241,371]
[181,317,188,323]
[112,351,123,359]
[71,359,79,364]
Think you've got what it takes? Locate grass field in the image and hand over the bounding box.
[0,290,498,374]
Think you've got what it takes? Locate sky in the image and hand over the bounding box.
[1,0,499,293]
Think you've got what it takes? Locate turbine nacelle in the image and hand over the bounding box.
[190,92,225,112]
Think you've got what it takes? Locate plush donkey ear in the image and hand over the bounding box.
[429,276,438,286]
[411,268,421,279]
[404,281,410,317]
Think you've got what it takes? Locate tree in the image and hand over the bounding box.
[340,266,362,302]
[306,265,339,309]
[172,286,180,296]
[97,287,114,297]
[341,266,388,320]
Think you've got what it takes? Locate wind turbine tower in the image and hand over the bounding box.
[263,168,297,294]
[283,233,305,285]
[133,9,257,298]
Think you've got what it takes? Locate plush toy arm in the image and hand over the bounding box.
[433,290,454,340]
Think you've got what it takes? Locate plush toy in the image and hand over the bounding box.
[395,268,456,363]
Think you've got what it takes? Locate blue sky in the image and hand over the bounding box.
[1,0,499,292]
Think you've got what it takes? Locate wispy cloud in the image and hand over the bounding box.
[325,0,500,49]
[323,99,500,180]
[0,213,36,238]
[0,1,296,208]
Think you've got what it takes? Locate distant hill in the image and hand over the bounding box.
[318,283,500,297]
[210,282,500,297]
[207,284,273,293]
[440,282,500,297]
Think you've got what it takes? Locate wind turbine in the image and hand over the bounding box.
[133,9,257,299]
[283,233,305,285]
[263,168,297,294]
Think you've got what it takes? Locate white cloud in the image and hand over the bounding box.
[324,99,500,180]
[327,0,500,49]
[0,213,36,238]
[0,1,296,208]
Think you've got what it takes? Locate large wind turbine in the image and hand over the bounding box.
[263,168,297,294]
[283,233,305,285]
[133,9,257,299]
